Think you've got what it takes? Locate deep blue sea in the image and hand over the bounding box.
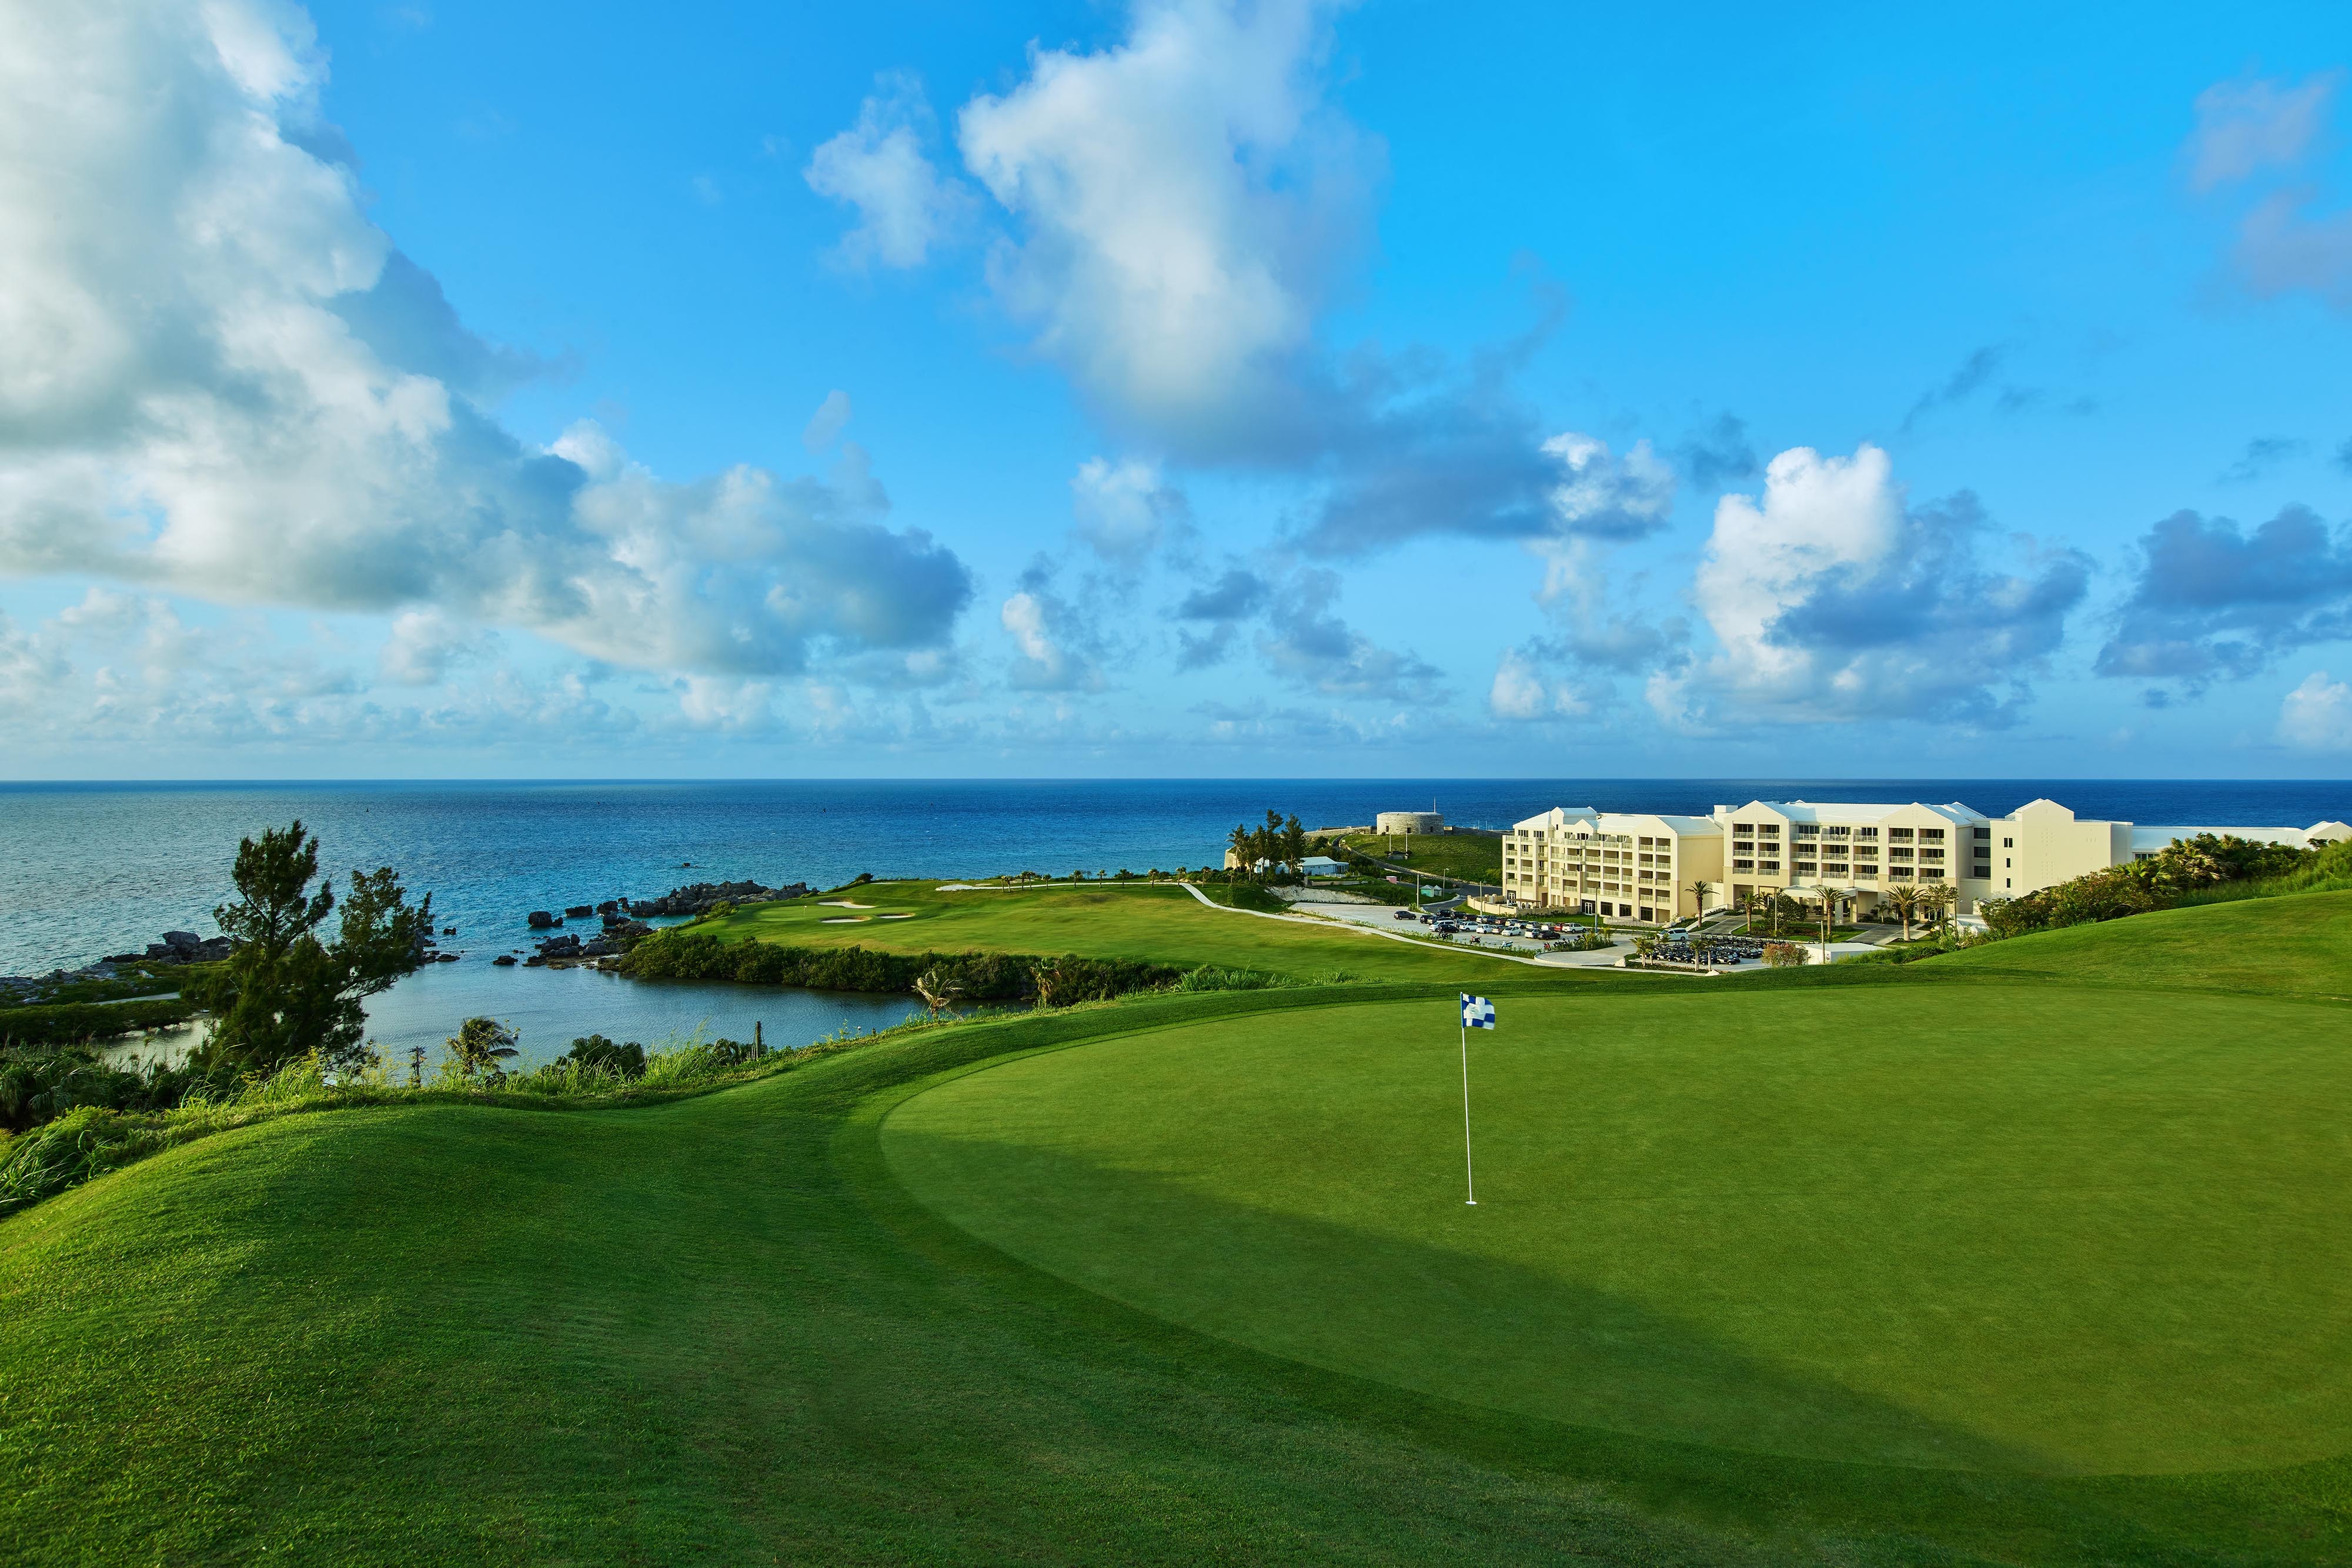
[5,778,2345,1061]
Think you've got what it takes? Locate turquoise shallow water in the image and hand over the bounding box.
[9,777,2345,1058]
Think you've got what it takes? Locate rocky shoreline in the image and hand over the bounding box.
[4,877,811,995]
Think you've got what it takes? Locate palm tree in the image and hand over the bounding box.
[1685,879,1715,922]
[447,1017,519,1081]
[1802,884,1842,957]
[912,967,962,1022]
[1282,813,1308,874]
[1916,880,1954,936]
[1882,881,1924,941]
[1227,823,1252,884]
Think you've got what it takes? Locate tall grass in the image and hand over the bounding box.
[1172,965,1362,991]
[2176,838,2352,908]
[0,1018,920,1219]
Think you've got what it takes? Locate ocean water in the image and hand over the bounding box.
[6,778,2345,1058]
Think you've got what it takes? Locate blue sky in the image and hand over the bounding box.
[2,0,2350,778]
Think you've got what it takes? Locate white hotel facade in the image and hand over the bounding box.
[1501,797,2351,925]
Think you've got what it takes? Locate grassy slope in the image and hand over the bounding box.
[1337,831,1503,883]
[885,984,2352,1477]
[1914,886,2352,999]
[697,880,1560,984]
[7,898,2352,1561]
[0,991,1866,1567]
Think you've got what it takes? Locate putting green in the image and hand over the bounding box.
[882,987,2352,1476]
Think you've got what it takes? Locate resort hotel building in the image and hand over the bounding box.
[1501,797,2351,925]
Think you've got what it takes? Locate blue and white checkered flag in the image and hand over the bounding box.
[1461,994,1495,1029]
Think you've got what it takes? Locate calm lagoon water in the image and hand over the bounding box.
[11,777,2346,1059]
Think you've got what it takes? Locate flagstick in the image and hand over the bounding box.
[1459,1015,1478,1205]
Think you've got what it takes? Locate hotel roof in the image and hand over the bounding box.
[1729,800,1986,827]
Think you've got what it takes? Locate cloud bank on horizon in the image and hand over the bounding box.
[1,0,2349,773]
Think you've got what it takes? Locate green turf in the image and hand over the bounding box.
[696,878,1555,983]
[0,993,1855,1566]
[1915,887,2352,999]
[9,897,2352,1562]
[1337,830,1503,884]
[884,984,2352,1477]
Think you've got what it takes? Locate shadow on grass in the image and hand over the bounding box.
[878,1125,2057,1476]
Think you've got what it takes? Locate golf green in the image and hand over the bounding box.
[882,987,2352,1476]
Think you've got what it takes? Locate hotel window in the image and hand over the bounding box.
[2003,837,2013,848]
[1889,828,1914,842]
[1856,827,1878,840]
[1919,828,1945,842]
[1795,824,1820,838]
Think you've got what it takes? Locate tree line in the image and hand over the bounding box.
[1226,811,1309,882]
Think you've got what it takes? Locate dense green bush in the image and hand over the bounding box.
[2179,835,2352,906]
[0,1045,205,1133]
[614,937,1178,1004]
[1980,833,2333,940]
[559,1034,647,1079]
[0,999,199,1049]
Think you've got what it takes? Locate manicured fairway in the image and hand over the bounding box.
[699,878,1556,982]
[884,984,2352,1475]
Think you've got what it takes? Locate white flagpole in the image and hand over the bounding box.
[1459,1010,1478,1206]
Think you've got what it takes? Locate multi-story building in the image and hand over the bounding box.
[1502,807,1725,923]
[1715,799,1994,916]
[1503,793,2352,924]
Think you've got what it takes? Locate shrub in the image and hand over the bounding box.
[614,937,1178,1004]
[1762,941,1806,968]
[560,1034,646,1079]
[0,999,200,1050]
[0,1044,206,1134]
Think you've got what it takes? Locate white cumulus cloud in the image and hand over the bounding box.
[1070,457,1187,566]
[1488,647,1588,721]
[803,72,974,270]
[956,0,1372,455]
[2278,670,2352,750]
[1544,433,1676,540]
[0,1,971,687]
[1651,444,2087,730]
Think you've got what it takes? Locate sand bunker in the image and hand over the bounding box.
[818,900,874,909]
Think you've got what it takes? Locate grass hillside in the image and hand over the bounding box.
[6,893,2352,1562]
[1336,830,1503,884]
[691,879,1560,984]
[1918,886,2352,999]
